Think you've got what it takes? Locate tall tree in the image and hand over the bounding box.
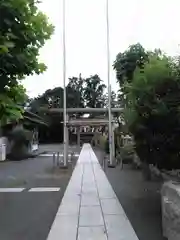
[118,46,180,170]
[113,43,148,86]
[83,74,106,109]
[67,74,84,108]
[29,74,108,121]
[0,0,54,124]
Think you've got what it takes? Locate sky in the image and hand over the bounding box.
[24,0,180,97]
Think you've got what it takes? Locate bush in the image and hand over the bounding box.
[125,54,180,170]
[8,124,33,160]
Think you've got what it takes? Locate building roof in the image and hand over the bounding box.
[64,118,116,126]
[23,111,48,126]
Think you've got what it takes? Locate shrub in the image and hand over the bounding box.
[8,124,33,160]
[125,54,180,169]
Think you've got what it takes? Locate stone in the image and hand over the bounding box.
[161,181,180,240]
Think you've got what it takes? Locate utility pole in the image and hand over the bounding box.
[106,0,114,167]
[63,0,67,167]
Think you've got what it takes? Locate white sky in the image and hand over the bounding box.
[24,0,180,97]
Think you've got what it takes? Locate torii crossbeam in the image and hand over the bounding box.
[41,108,123,113]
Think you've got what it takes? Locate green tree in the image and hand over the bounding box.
[113,43,148,86]
[0,84,27,125]
[123,50,180,170]
[113,43,148,122]
[31,74,107,114]
[67,74,85,109]
[28,86,64,126]
[104,90,117,108]
[28,74,108,142]
[0,0,54,124]
[83,74,106,109]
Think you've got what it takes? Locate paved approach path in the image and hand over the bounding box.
[47,144,139,240]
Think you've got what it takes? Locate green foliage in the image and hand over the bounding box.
[67,74,84,109]
[30,74,108,115]
[113,43,148,85]
[114,44,180,170]
[0,0,54,123]
[113,43,149,120]
[0,84,27,125]
[83,74,107,109]
[124,53,172,128]
[125,53,173,130]
[28,74,109,142]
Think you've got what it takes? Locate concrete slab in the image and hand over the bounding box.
[104,214,139,240]
[101,198,125,215]
[57,201,80,215]
[78,226,107,240]
[47,215,78,240]
[81,193,100,206]
[79,206,104,226]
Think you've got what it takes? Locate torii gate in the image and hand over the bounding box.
[63,117,118,156]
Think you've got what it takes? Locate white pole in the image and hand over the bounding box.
[106,0,113,166]
[63,0,67,167]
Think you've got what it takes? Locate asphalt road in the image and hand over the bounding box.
[94,148,166,240]
[0,145,166,240]
[0,150,78,240]
[0,188,65,240]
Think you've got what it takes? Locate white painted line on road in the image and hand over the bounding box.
[39,154,55,157]
[0,188,25,192]
[40,153,79,157]
[39,154,63,157]
[29,187,60,192]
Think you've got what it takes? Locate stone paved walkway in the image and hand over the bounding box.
[47,144,139,240]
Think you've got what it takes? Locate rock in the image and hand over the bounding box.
[161,181,180,240]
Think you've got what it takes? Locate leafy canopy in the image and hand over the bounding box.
[0,84,27,125]
[114,45,180,169]
[30,74,108,113]
[113,43,148,85]
[0,0,54,123]
[83,74,107,109]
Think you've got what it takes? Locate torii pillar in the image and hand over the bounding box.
[77,127,80,146]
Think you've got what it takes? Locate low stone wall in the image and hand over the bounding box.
[161,181,180,240]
